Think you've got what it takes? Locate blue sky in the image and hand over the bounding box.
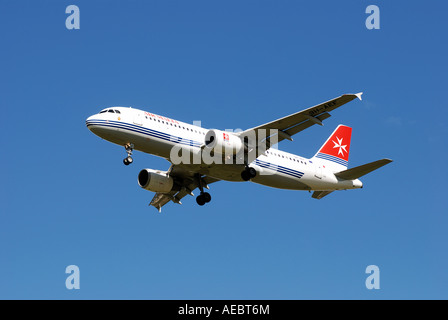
[1,0,447,299]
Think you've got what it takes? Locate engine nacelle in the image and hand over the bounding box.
[204,129,244,155]
[138,169,174,193]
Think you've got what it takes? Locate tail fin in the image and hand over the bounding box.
[312,125,352,171]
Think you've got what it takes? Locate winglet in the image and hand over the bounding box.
[355,92,363,101]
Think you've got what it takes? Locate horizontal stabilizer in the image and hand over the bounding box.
[312,190,334,199]
[334,159,393,180]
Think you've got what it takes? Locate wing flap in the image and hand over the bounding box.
[150,192,174,212]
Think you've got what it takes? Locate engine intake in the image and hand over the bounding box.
[204,129,243,155]
[138,169,174,193]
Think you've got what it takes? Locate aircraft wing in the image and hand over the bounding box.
[237,93,363,147]
[149,165,220,212]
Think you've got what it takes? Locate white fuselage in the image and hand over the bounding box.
[86,107,362,192]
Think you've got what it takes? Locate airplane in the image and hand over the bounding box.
[85,92,392,212]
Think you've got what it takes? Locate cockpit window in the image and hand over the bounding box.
[114,110,121,114]
[108,109,114,113]
[99,110,107,114]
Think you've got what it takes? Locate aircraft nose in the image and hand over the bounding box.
[86,115,96,129]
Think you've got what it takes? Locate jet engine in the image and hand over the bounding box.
[204,129,244,155]
[138,169,174,193]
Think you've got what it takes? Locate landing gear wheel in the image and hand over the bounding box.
[196,194,206,206]
[123,156,133,165]
[196,192,211,206]
[248,167,257,179]
[241,170,251,181]
[241,167,256,181]
[202,192,211,203]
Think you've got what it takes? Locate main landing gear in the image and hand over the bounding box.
[241,166,256,181]
[123,143,134,165]
[195,174,212,206]
[196,192,211,206]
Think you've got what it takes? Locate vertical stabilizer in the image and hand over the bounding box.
[311,125,352,171]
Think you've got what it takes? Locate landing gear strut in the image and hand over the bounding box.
[196,174,212,206]
[241,166,257,181]
[123,143,134,165]
[241,144,256,181]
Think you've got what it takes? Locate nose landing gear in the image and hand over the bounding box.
[123,143,134,165]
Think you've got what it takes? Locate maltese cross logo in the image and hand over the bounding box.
[332,137,347,156]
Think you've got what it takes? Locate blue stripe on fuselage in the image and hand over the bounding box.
[254,159,304,179]
[315,152,348,166]
[86,119,202,147]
